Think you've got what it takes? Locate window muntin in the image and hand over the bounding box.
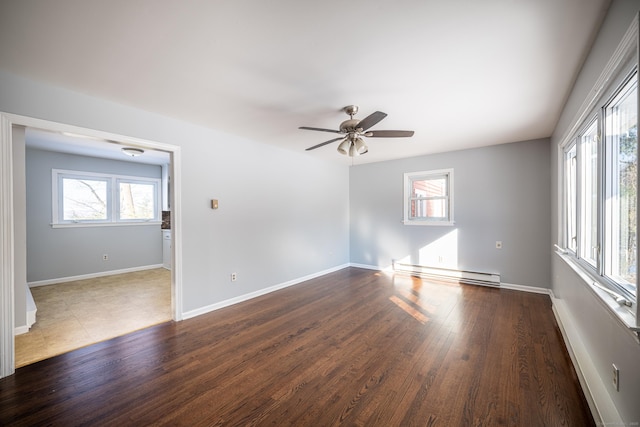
[604,73,638,294]
[53,169,160,226]
[404,169,453,225]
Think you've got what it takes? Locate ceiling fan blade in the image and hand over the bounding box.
[366,130,415,138]
[356,111,387,131]
[299,126,342,134]
[305,137,345,151]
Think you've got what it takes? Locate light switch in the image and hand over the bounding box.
[211,199,219,209]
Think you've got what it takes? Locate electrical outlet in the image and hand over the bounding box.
[102,254,108,261]
[496,241,503,249]
[231,272,237,282]
[612,364,620,391]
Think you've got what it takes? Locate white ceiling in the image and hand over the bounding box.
[0,0,611,165]
[25,128,171,165]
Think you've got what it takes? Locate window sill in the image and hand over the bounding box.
[403,220,455,226]
[555,250,639,335]
[51,221,162,229]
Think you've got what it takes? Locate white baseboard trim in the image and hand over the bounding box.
[349,262,393,272]
[500,282,552,295]
[14,325,29,335]
[15,283,38,335]
[182,264,350,320]
[28,264,164,288]
[551,296,620,426]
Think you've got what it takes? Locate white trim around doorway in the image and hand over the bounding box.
[0,112,183,379]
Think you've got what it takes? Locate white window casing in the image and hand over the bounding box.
[403,168,454,226]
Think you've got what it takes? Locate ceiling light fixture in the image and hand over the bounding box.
[337,139,351,155]
[121,147,144,157]
[337,136,368,157]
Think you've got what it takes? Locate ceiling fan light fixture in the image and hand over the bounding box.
[121,147,144,157]
[301,106,414,156]
[337,139,350,155]
[353,137,367,154]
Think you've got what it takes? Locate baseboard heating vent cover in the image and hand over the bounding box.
[392,261,501,287]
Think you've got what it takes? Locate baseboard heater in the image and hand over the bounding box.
[392,261,501,287]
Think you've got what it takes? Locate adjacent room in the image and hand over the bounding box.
[14,127,174,367]
[0,0,639,425]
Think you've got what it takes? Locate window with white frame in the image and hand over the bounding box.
[562,69,638,302]
[404,169,453,225]
[52,169,160,226]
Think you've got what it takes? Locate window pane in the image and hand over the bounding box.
[411,176,448,219]
[62,178,108,221]
[579,120,598,266]
[605,74,637,294]
[411,198,447,220]
[412,177,447,198]
[566,145,577,251]
[119,182,156,220]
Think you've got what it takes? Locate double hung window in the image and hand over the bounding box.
[404,169,454,225]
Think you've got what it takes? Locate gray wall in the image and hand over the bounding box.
[25,148,163,282]
[0,70,350,314]
[550,0,640,423]
[350,139,551,288]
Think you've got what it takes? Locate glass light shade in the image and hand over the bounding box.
[353,137,367,154]
[349,142,360,157]
[337,139,350,155]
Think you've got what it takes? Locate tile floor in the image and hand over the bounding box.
[15,268,171,368]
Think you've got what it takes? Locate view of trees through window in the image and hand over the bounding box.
[119,182,155,220]
[57,171,158,224]
[62,178,107,221]
[607,76,637,288]
[564,71,637,299]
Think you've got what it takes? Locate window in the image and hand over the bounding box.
[562,70,638,302]
[118,180,157,220]
[60,174,110,222]
[579,119,599,267]
[604,74,638,293]
[565,144,577,252]
[53,169,160,227]
[404,169,453,225]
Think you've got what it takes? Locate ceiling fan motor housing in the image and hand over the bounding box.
[339,119,361,133]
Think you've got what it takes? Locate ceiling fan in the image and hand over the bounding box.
[300,105,414,156]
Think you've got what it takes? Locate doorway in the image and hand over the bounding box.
[0,113,183,377]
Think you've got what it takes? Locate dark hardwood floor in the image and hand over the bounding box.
[1,267,593,426]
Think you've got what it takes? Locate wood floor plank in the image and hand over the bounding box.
[0,267,594,426]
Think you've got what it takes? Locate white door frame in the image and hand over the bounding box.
[0,112,183,378]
